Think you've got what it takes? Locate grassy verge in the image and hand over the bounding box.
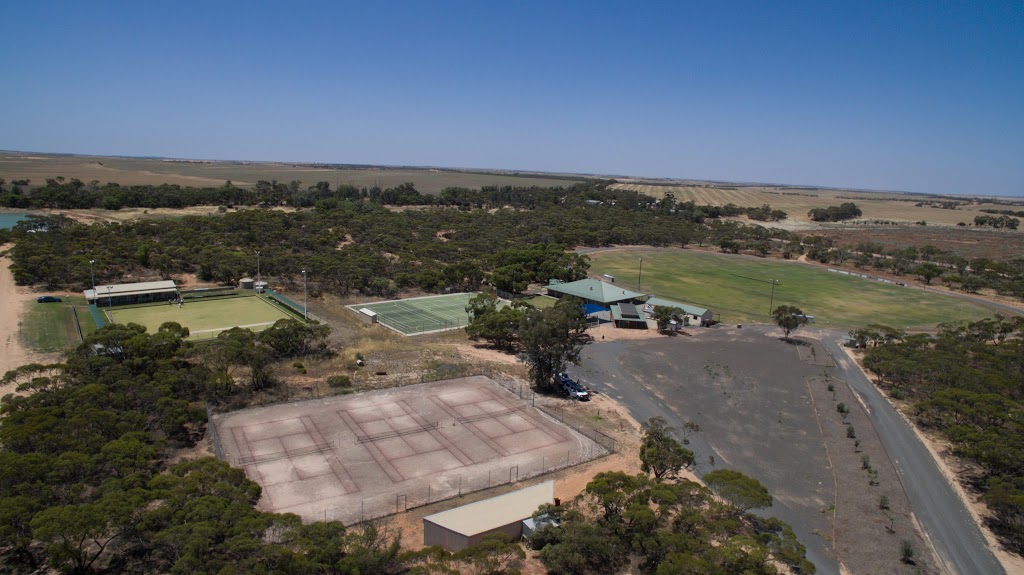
[521,295,557,309]
[587,249,996,329]
[20,296,88,353]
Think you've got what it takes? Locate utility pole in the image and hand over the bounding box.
[302,269,307,320]
[637,257,644,291]
[729,274,780,317]
[89,259,95,296]
[255,251,261,284]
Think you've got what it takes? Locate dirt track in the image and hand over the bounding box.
[0,244,56,398]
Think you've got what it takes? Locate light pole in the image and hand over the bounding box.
[301,269,307,320]
[637,257,644,291]
[768,279,778,316]
[107,285,113,323]
[255,251,261,284]
[89,259,95,297]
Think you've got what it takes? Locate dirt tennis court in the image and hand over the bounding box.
[210,376,605,525]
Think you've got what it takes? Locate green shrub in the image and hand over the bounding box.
[327,374,352,388]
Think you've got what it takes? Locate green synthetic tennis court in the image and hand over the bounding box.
[348,292,480,335]
[105,295,296,340]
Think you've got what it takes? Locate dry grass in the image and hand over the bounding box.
[0,153,584,195]
[611,183,1019,226]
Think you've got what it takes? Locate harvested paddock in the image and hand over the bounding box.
[210,376,606,525]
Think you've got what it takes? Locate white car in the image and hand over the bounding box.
[557,373,590,400]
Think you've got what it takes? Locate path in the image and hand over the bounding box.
[0,244,57,398]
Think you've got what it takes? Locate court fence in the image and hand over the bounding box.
[264,289,321,323]
[87,303,108,329]
[207,372,617,527]
[317,437,611,526]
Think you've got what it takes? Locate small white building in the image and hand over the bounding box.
[423,481,554,551]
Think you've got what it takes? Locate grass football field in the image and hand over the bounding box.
[588,249,997,329]
[106,295,293,340]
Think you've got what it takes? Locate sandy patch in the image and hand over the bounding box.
[453,343,522,365]
[0,244,59,399]
[586,322,667,342]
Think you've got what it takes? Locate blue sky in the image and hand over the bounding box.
[1,1,1022,196]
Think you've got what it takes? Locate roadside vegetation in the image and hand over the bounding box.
[861,316,1024,553]
[528,418,813,574]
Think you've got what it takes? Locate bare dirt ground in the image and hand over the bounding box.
[843,348,1024,575]
[0,244,59,400]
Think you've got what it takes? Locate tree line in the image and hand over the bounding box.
[4,182,796,297]
[808,202,862,222]
[861,316,1024,553]
[801,235,1024,300]
[973,214,1020,230]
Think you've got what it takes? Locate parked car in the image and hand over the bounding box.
[36,296,62,303]
[557,372,590,401]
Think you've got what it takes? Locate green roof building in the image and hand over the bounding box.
[544,278,645,306]
[643,296,714,324]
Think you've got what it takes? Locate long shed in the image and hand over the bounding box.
[84,280,179,307]
[423,481,554,551]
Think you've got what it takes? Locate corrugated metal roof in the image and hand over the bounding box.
[101,280,178,295]
[619,302,640,318]
[644,296,710,317]
[544,278,644,304]
[611,304,649,323]
[423,481,554,536]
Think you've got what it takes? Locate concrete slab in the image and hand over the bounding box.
[211,376,603,525]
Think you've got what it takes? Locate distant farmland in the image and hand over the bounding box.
[586,248,997,329]
[0,153,586,195]
[610,182,1015,226]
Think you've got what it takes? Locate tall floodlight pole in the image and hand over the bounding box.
[302,269,307,320]
[255,251,261,284]
[107,285,113,322]
[730,274,780,317]
[637,257,644,291]
[89,259,95,296]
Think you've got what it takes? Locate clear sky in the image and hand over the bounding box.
[2,1,1022,196]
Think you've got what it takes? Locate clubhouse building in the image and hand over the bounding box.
[84,280,179,307]
[544,278,713,329]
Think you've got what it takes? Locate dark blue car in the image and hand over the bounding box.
[36,296,62,303]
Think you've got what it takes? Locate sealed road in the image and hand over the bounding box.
[818,331,1004,575]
